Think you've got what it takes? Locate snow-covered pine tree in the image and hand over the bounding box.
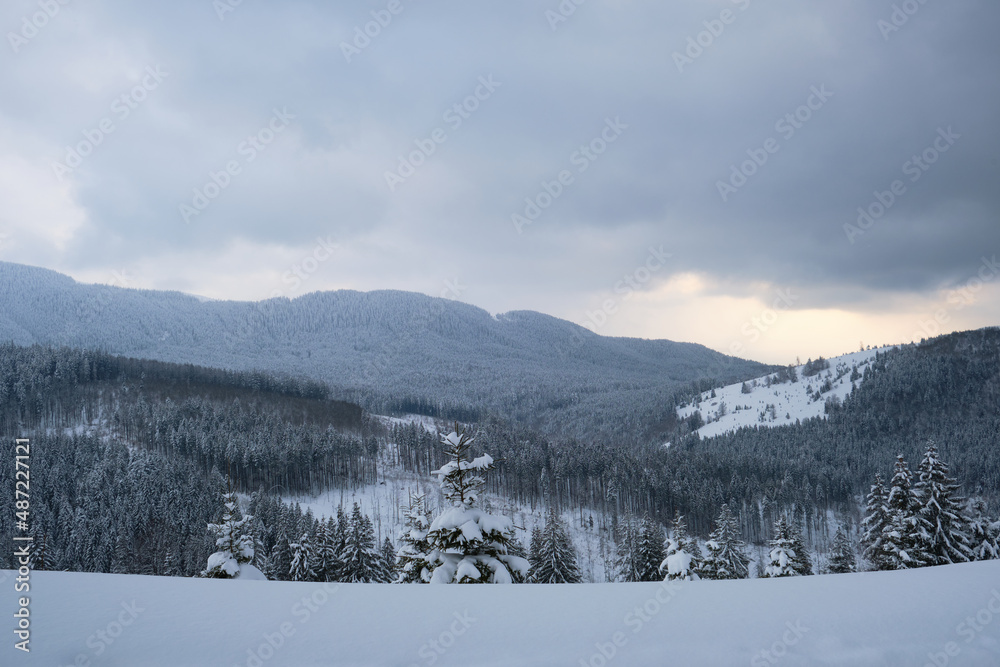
[614,519,642,582]
[424,427,529,584]
[788,520,813,576]
[764,516,800,577]
[700,504,750,580]
[339,502,382,583]
[270,533,292,581]
[882,454,930,569]
[828,525,857,574]
[396,494,434,583]
[913,442,974,566]
[861,473,891,570]
[636,516,666,582]
[202,489,260,579]
[968,499,1000,561]
[380,536,397,583]
[660,511,700,581]
[529,506,582,584]
[315,518,338,582]
[289,532,317,582]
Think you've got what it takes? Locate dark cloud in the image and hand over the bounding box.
[0,0,997,338]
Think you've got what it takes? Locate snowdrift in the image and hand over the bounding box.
[3,561,999,666]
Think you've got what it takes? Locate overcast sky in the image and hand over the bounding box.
[1,0,998,364]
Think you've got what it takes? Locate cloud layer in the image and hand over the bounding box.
[1,0,997,362]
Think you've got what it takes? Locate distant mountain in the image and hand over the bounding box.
[0,262,771,442]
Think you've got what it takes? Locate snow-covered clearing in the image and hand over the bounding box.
[677,348,891,440]
[5,561,999,666]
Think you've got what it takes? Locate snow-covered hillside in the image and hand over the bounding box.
[676,348,890,440]
[6,562,999,666]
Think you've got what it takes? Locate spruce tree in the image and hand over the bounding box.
[861,473,891,570]
[881,455,929,570]
[339,502,381,583]
[700,504,750,580]
[614,519,642,582]
[270,533,292,581]
[828,525,857,574]
[396,494,434,583]
[380,536,397,583]
[913,442,974,565]
[289,533,317,582]
[660,511,700,581]
[424,427,528,583]
[529,506,582,584]
[968,499,999,562]
[202,490,256,579]
[636,516,666,582]
[764,516,800,578]
[788,520,813,576]
[315,519,338,582]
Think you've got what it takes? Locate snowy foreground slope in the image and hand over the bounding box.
[677,348,887,440]
[4,561,999,666]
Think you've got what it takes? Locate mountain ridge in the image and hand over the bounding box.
[0,261,771,441]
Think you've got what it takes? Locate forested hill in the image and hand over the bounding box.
[0,261,770,442]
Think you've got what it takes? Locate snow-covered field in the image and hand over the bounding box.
[4,561,999,666]
[676,348,890,440]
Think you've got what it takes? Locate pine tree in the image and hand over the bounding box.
[968,499,999,561]
[315,519,338,582]
[700,504,750,580]
[339,502,381,583]
[788,520,813,576]
[396,494,434,583]
[881,455,929,570]
[163,549,180,577]
[861,473,891,570]
[379,537,397,583]
[424,427,529,583]
[202,490,256,579]
[913,442,974,566]
[289,533,317,582]
[764,517,801,578]
[270,533,292,581]
[660,511,700,581]
[828,525,856,574]
[529,506,582,584]
[614,519,642,582]
[636,516,665,582]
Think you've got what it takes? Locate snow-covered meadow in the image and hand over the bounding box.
[4,561,999,666]
[676,348,889,440]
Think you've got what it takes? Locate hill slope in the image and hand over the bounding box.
[0,261,770,441]
[4,562,999,666]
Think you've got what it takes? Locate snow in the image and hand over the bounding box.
[676,348,892,440]
[6,561,999,666]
